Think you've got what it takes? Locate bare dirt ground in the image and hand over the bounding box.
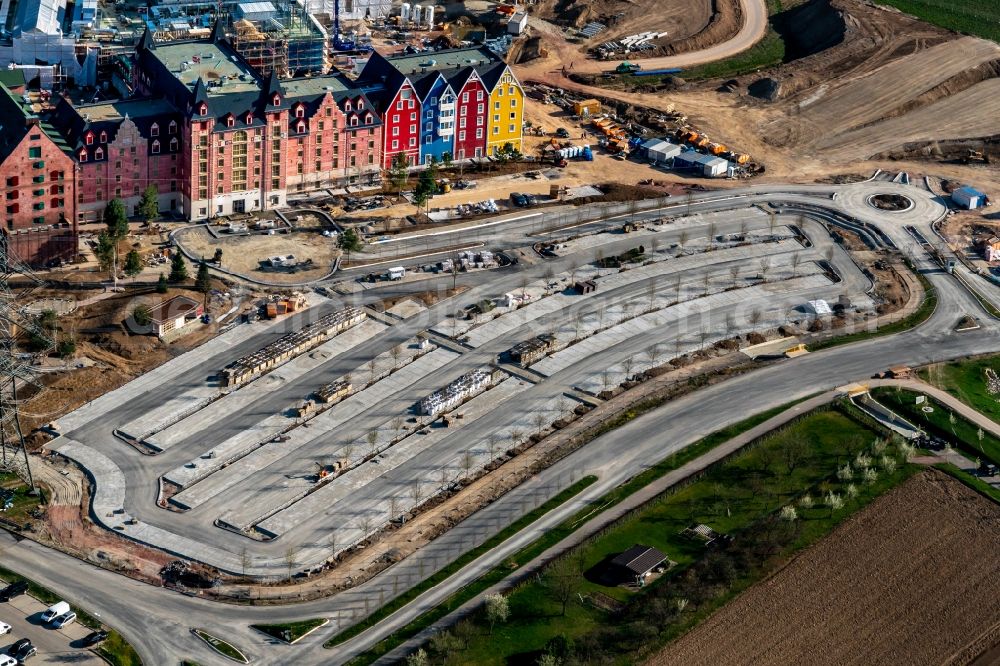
[177,227,339,283]
[514,0,1000,193]
[531,0,715,47]
[649,469,1000,666]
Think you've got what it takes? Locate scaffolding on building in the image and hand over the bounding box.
[228,0,328,77]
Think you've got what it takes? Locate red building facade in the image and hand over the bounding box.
[451,70,488,161]
[0,86,77,266]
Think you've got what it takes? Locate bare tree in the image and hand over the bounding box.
[510,428,524,449]
[790,252,802,277]
[569,259,579,283]
[390,344,404,369]
[724,312,736,338]
[768,210,777,238]
[487,434,500,462]
[647,279,658,312]
[411,478,423,506]
[391,415,405,442]
[622,356,635,380]
[461,449,474,480]
[359,514,372,538]
[729,264,740,287]
[367,358,378,384]
[389,496,400,522]
[702,271,711,296]
[284,545,298,580]
[327,531,338,561]
[533,411,548,436]
[649,237,658,256]
[706,222,717,249]
[749,307,763,333]
[240,547,251,578]
[739,219,749,239]
[546,557,578,616]
[342,443,354,466]
[678,229,689,248]
[758,257,771,282]
[684,190,694,217]
[366,430,379,457]
[644,344,662,368]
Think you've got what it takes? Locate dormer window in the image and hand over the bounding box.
[169,138,178,151]
[198,103,208,117]
[99,131,107,143]
[94,147,104,160]
[295,105,304,119]
[226,115,235,128]
[78,149,87,162]
[151,140,160,154]
[150,123,159,137]
[245,112,253,124]
[365,113,373,124]
[296,120,306,133]
[345,100,352,112]
[169,120,177,134]
[350,116,358,126]
[272,93,280,107]
[358,99,364,110]
[85,132,94,145]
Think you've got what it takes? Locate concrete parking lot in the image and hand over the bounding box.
[0,589,101,665]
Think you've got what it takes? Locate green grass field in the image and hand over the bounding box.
[920,356,1000,423]
[425,408,915,665]
[871,387,1000,465]
[873,0,1000,43]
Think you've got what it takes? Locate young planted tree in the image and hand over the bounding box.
[484,593,510,634]
[156,272,168,294]
[195,261,212,297]
[132,304,152,326]
[138,185,159,224]
[389,152,409,197]
[103,198,128,289]
[94,232,115,275]
[168,252,188,283]
[338,228,363,265]
[366,430,379,457]
[546,557,578,616]
[123,249,143,281]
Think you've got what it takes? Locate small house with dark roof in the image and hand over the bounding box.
[609,545,667,586]
[147,295,204,339]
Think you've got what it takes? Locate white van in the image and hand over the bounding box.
[387,266,406,281]
[41,601,70,623]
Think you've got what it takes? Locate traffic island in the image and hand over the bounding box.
[191,629,248,663]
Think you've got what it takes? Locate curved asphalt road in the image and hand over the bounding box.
[1,180,991,666]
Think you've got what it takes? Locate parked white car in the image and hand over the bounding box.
[0,621,10,635]
[52,611,77,629]
[0,654,17,666]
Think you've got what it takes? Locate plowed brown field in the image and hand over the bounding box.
[649,470,1000,666]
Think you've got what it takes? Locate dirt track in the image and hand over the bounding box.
[649,470,1000,666]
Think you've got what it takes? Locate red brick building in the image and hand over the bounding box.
[130,29,382,220]
[51,98,184,221]
[0,85,77,266]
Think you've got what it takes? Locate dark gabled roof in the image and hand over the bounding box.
[210,18,225,43]
[446,66,477,93]
[0,84,33,164]
[610,545,666,575]
[48,95,182,157]
[478,60,511,92]
[192,77,209,106]
[138,26,155,52]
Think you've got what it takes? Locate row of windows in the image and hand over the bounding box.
[79,139,177,162]
[85,120,177,145]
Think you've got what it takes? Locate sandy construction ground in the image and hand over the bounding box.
[649,469,1000,666]
[177,227,339,283]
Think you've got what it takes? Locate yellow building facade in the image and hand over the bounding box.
[485,66,524,156]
